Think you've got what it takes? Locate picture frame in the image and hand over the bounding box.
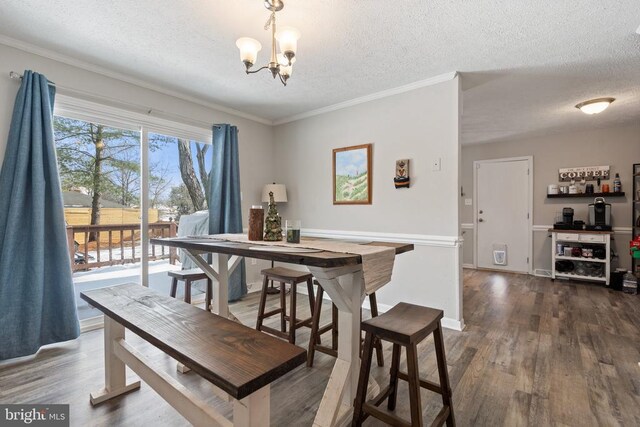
[332,143,372,205]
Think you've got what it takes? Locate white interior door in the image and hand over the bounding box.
[475,158,531,273]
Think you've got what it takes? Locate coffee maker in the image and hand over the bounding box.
[554,207,579,230]
[563,208,574,224]
[587,197,612,231]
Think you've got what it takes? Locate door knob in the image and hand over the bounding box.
[478,218,484,222]
[479,210,484,214]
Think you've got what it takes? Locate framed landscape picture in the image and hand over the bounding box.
[333,143,372,205]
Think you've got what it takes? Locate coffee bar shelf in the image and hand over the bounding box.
[551,229,612,285]
[555,272,608,283]
[555,255,607,263]
[547,192,625,199]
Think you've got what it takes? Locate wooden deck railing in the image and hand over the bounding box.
[66,222,177,272]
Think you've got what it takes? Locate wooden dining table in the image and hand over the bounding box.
[151,235,413,427]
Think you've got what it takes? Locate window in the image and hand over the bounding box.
[52,95,214,321]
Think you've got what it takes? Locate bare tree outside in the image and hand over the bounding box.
[55,117,140,237]
[55,120,211,224]
[176,138,210,213]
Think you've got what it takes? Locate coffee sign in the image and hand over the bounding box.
[558,165,609,182]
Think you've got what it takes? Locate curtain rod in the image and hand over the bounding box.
[213,124,239,132]
[9,71,235,133]
[9,71,56,87]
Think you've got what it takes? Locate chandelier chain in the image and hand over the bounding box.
[264,12,275,31]
[236,0,297,86]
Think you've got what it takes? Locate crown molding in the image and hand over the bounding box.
[0,34,273,126]
[273,71,458,125]
[1,33,458,129]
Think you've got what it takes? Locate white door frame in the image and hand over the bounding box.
[473,156,533,274]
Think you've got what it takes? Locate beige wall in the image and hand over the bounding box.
[0,42,275,286]
[461,123,640,272]
[274,77,464,327]
[0,42,465,325]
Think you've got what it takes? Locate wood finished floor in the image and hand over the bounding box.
[1,270,639,426]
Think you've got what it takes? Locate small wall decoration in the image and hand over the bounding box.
[333,143,372,205]
[394,159,410,189]
[558,165,609,182]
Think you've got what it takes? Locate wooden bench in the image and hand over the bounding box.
[81,283,307,427]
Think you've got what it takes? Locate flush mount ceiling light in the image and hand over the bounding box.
[236,0,300,86]
[575,97,615,115]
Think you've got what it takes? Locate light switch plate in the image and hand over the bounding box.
[432,157,441,171]
[465,198,472,206]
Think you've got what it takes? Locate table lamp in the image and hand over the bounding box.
[262,183,288,203]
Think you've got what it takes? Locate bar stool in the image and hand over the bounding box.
[307,280,384,368]
[352,302,455,427]
[168,269,213,312]
[256,267,315,344]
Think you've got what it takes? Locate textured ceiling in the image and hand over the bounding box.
[0,0,639,144]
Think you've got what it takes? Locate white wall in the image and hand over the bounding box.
[274,76,464,329]
[461,123,640,273]
[0,42,275,286]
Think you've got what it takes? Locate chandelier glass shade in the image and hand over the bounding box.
[236,0,300,86]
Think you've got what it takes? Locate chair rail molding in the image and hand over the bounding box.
[301,228,462,248]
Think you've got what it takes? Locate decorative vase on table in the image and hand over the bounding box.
[264,191,283,241]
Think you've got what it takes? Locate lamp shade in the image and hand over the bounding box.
[277,54,294,77]
[262,183,288,202]
[275,26,300,56]
[236,37,262,65]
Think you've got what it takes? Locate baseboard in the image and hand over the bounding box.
[441,317,465,331]
[247,281,263,293]
[534,269,552,278]
[80,315,104,333]
[462,263,475,269]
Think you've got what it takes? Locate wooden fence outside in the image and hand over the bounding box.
[65,208,159,245]
[66,222,177,272]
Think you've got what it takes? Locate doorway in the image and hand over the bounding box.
[473,157,533,273]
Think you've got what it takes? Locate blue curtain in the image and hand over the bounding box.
[0,71,80,360]
[209,124,247,301]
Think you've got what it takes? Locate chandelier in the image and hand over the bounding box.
[235,0,300,86]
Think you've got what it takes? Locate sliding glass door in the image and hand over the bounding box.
[54,116,142,319]
[52,97,213,321]
[145,133,212,299]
